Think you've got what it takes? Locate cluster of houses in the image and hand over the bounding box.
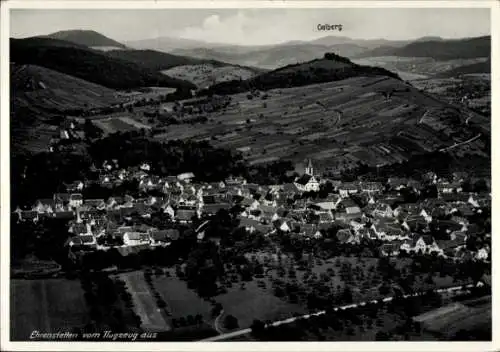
[13,159,491,262]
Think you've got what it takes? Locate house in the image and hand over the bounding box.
[437,237,465,258]
[225,176,246,186]
[84,199,106,210]
[150,229,179,245]
[202,203,231,216]
[123,232,150,246]
[359,181,384,194]
[69,194,84,208]
[53,193,71,206]
[437,182,462,195]
[273,219,291,232]
[53,211,75,220]
[161,204,175,219]
[176,208,197,223]
[315,195,341,210]
[318,212,333,223]
[71,222,91,235]
[407,180,422,191]
[299,224,319,237]
[15,210,39,223]
[372,203,394,218]
[238,217,272,234]
[381,242,402,257]
[475,247,490,261]
[294,174,320,192]
[140,162,151,171]
[412,235,441,255]
[33,199,57,214]
[66,180,84,192]
[450,231,467,242]
[338,183,359,198]
[387,177,408,190]
[338,198,361,215]
[405,214,428,232]
[177,172,195,183]
[80,234,97,247]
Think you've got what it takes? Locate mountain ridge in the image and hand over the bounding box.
[39,29,128,49]
[10,37,197,90]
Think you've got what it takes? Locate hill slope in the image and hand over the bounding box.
[10,38,196,90]
[11,64,120,114]
[161,63,260,89]
[10,63,123,154]
[199,52,401,95]
[105,49,205,70]
[41,30,127,49]
[435,59,491,78]
[356,36,490,60]
[155,75,489,175]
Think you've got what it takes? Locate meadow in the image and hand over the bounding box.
[10,279,89,340]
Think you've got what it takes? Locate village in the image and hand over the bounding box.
[14,157,491,265]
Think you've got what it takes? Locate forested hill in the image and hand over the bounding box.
[10,38,196,90]
[199,52,401,96]
[356,36,491,60]
[40,29,127,49]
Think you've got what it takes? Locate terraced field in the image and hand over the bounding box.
[162,63,258,89]
[93,116,151,134]
[153,75,488,173]
[11,64,121,112]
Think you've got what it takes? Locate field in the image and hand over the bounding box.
[352,56,490,80]
[119,270,306,333]
[162,63,258,89]
[151,75,487,173]
[412,75,491,119]
[116,87,177,101]
[119,272,171,331]
[216,279,307,329]
[10,279,89,340]
[93,116,151,134]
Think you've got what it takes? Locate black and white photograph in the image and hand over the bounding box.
[1,1,496,350]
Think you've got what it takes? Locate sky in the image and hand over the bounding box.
[10,8,491,45]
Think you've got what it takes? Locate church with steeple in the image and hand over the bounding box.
[305,158,314,176]
[294,158,320,192]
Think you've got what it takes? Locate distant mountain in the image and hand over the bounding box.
[105,49,206,71]
[199,52,401,96]
[174,43,370,69]
[435,59,491,78]
[40,30,127,50]
[124,36,229,52]
[356,36,490,60]
[104,49,257,72]
[413,36,444,42]
[309,36,408,49]
[10,38,196,90]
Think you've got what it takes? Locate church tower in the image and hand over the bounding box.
[305,159,314,176]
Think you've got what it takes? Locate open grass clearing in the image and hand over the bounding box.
[10,279,89,341]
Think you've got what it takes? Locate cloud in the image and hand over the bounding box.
[176,10,290,45]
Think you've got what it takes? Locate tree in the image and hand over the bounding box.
[375,331,389,341]
[341,286,353,304]
[211,303,223,317]
[250,319,266,336]
[224,315,239,330]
